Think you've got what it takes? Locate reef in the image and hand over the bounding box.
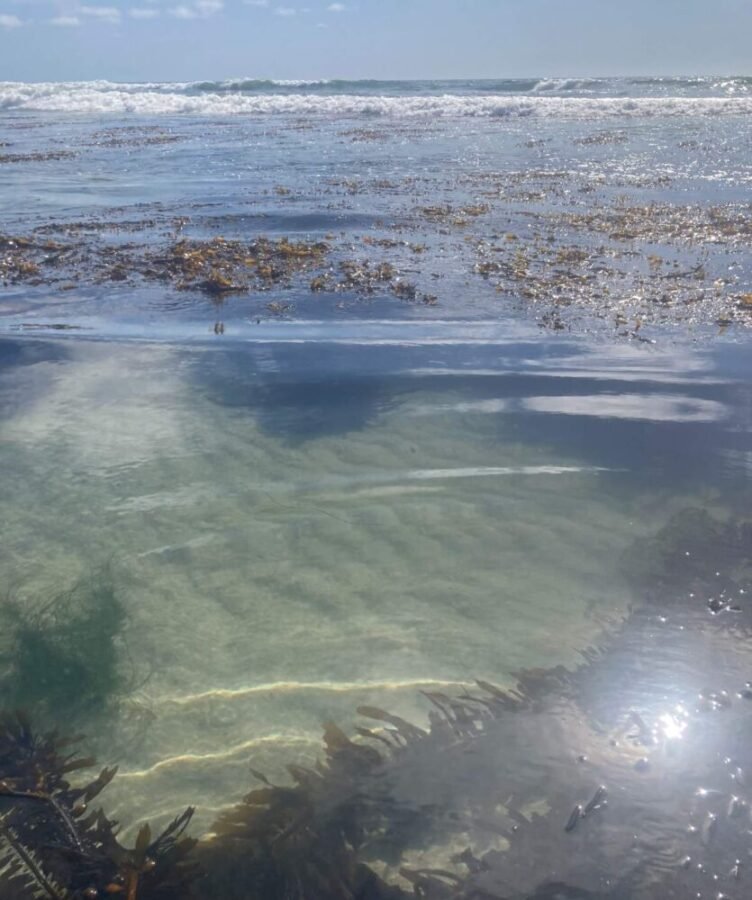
[1,509,751,898]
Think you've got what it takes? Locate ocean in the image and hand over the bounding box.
[1,77,752,897]
[5,75,752,114]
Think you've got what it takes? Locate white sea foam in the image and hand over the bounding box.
[3,81,752,118]
[531,77,603,93]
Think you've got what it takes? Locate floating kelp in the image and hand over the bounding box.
[5,107,752,335]
[415,204,491,227]
[141,237,331,296]
[0,151,77,164]
[33,220,161,237]
[573,130,629,146]
[5,181,752,330]
[0,235,66,285]
[0,232,332,298]
[0,228,437,307]
[328,259,435,305]
[88,133,180,149]
[473,233,727,335]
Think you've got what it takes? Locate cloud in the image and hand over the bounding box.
[274,6,295,15]
[0,12,22,27]
[244,0,268,5]
[129,7,160,17]
[327,2,345,10]
[47,6,123,26]
[196,0,223,12]
[79,5,121,23]
[169,0,222,17]
[49,14,80,25]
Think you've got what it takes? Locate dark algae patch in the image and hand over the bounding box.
[622,507,752,610]
[0,151,77,164]
[0,570,130,723]
[3,511,752,898]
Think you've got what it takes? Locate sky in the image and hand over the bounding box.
[1,0,751,82]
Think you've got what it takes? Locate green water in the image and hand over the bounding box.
[0,334,742,836]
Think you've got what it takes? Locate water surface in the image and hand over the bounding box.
[1,324,750,838]
[2,78,752,895]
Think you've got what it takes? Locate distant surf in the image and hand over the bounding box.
[3,76,752,117]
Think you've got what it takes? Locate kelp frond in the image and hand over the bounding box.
[0,818,69,900]
[0,713,197,900]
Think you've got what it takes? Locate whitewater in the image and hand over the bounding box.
[4,75,752,117]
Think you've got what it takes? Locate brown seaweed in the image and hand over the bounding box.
[0,712,197,899]
[2,647,752,900]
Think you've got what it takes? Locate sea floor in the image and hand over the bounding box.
[1,327,750,837]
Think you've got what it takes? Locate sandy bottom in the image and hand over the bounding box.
[0,339,704,834]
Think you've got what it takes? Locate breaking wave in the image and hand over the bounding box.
[3,79,752,118]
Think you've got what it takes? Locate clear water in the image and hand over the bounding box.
[1,327,750,836]
[2,78,752,895]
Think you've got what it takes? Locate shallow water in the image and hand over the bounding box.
[2,79,752,895]
[4,96,752,338]
[0,324,750,841]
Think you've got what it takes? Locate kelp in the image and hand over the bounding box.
[142,236,331,296]
[2,658,752,899]
[0,712,197,900]
[2,509,752,898]
[0,570,130,724]
[7,128,752,333]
